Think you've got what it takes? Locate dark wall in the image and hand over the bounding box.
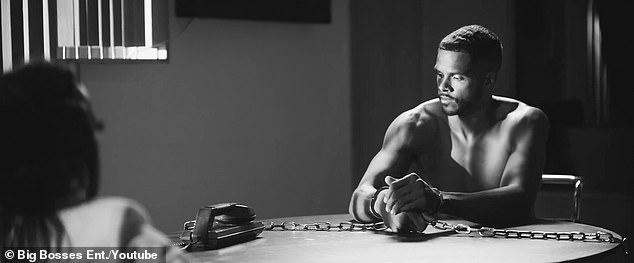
[350,0,423,186]
[516,0,634,193]
[516,0,633,239]
[599,1,634,126]
[515,0,588,122]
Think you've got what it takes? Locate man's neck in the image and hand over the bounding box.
[448,97,495,141]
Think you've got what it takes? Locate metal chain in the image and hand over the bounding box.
[184,220,386,231]
[426,219,623,243]
[263,219,623,244]
[262,221,388,231]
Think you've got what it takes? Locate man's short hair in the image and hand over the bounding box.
[439,25,503,72]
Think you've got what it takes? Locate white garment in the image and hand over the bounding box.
[57,197,192,263]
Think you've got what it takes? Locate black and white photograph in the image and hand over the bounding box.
[1,0,632,262]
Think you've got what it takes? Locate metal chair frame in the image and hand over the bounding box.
[540,174,584,222]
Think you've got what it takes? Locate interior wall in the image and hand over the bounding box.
[79,0,351,232]
[515,0,633,239]
[350,0,423,188]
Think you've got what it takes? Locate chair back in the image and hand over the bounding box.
[537,174,583,222]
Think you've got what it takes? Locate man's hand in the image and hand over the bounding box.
[380,209,427,233]
[376,174,429,233]
[384,173,437,215]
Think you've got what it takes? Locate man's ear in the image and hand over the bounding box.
[484,72,497,91]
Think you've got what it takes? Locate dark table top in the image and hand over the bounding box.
[179,214,626,263]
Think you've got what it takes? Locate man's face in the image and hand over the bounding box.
[434,49,489,116]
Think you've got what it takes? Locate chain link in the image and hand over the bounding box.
[262,219,622,244]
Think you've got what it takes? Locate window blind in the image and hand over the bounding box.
[1,0,167,73]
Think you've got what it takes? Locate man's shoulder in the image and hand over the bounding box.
[494,96,548,129]
[383,99,442,147]
[393,99,443,131]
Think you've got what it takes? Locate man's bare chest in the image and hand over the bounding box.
[415,129,513,192]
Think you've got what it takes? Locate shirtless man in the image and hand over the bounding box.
[349,25,549,232]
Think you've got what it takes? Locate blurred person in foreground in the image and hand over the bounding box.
[0,62,190,262]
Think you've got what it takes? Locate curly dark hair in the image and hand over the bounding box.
[0,62,100,248]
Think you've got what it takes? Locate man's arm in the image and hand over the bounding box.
[439,108,549,226]
[348,111,433,223]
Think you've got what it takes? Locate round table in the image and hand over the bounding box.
[185,214,626,263]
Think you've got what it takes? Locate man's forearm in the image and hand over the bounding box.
[440,185,535,226]
[349,185,382,223]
